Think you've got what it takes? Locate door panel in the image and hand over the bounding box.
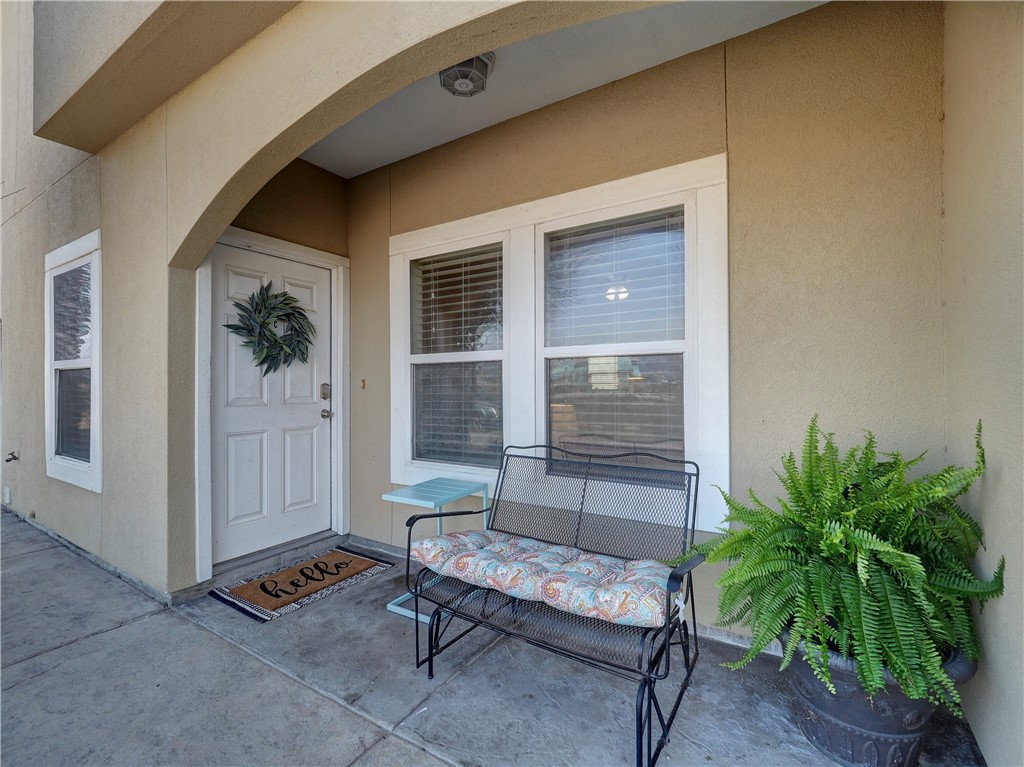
[226,324,269,406]
[283,354,318,405]
[226,431,268,525]
[283,425,318,512]
[211,243,332,563]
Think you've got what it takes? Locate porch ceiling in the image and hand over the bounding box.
[301,1,821,179]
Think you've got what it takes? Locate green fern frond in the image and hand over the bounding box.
[698,416,1004,716]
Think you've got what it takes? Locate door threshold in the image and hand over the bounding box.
[173,530,346,603]
[212,530,344,577]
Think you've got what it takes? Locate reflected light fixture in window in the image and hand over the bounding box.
[605,285,629,301]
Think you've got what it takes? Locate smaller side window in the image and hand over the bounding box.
[44,230,102,492]
[410,244,504,469]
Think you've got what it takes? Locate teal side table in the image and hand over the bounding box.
[383,477,489,623]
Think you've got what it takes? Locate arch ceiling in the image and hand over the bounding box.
[302,1,820,179]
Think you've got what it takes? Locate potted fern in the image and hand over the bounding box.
[696,417,1004,767]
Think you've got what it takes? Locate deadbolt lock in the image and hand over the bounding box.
[320,382,331,400]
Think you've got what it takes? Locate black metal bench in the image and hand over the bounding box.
[404,445,704,767]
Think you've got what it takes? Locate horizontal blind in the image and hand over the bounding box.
[545,208,683,347]
[414,361,503,468]
[55,368,91,461]
[412,245,502,354]
[547,354,683,459]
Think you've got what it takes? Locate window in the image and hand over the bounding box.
[44,230,102,492]
[410,246,503,468]
[391,155,729,529]
[544,208,685,459]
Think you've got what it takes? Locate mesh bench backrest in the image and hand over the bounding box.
[487,445,699,562]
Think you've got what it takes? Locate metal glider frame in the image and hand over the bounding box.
[403,447,704,767]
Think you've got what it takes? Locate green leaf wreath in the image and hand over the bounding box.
[690,416,1004,715]
[224,282,316,376]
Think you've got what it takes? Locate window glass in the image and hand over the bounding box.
[411,245,502,354]
[414,361,502,467]
[545,209,683,347]
[547,354,683,460]
[55,368,91,462]
[53,263,93,361]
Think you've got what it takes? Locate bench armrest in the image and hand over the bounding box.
[667,554,705,593]
[404,507,489,592]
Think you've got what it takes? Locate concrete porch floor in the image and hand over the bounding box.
[1,511,987,767]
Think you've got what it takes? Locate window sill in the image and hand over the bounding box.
[46,455,101,493]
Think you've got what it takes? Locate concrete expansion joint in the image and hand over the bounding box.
[170,603,464,766]
[2,542,61,560]
[2,609,166,671]
[1,658,67,692]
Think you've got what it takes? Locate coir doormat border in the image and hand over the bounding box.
[209,546,393,623]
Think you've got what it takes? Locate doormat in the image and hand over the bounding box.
[209,546,393,623]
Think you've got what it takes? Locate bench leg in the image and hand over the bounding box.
[635,679,649,767]
[412,592,440,679]
[636,620,700,767]
[427,606,445,679]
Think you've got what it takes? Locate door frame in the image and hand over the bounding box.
[194,226,350,583]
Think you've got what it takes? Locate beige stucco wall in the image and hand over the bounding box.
[3,0,643,594]
[1,2,91,227]
[32,0,160,136]
[943,5,1024,766]
[727,2,946,490]
[1,1,103,553]
[389,44,727,235]
[96,106,175,589]
[33,1,299,152]
[347,0,947,626]
[231,159,349,257]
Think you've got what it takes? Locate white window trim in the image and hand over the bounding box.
[390,155,729,530]
[390,231,510,484]
[533,192,694,454]
[44,229,103,493]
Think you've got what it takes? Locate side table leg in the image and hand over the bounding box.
[386,501,444,624]
[386,591,432,624]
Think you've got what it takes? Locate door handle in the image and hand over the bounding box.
[320,409,332,420]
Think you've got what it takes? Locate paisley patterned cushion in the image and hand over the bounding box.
[411,530,670,627]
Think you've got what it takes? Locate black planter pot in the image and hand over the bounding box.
[784,643,977,767]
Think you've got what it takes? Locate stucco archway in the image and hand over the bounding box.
[164,1,649,272]
[160,1,651,588]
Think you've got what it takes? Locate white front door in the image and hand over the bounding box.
[210,243,333,563]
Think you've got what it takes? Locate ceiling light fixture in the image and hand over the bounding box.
[439,52,495,97]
